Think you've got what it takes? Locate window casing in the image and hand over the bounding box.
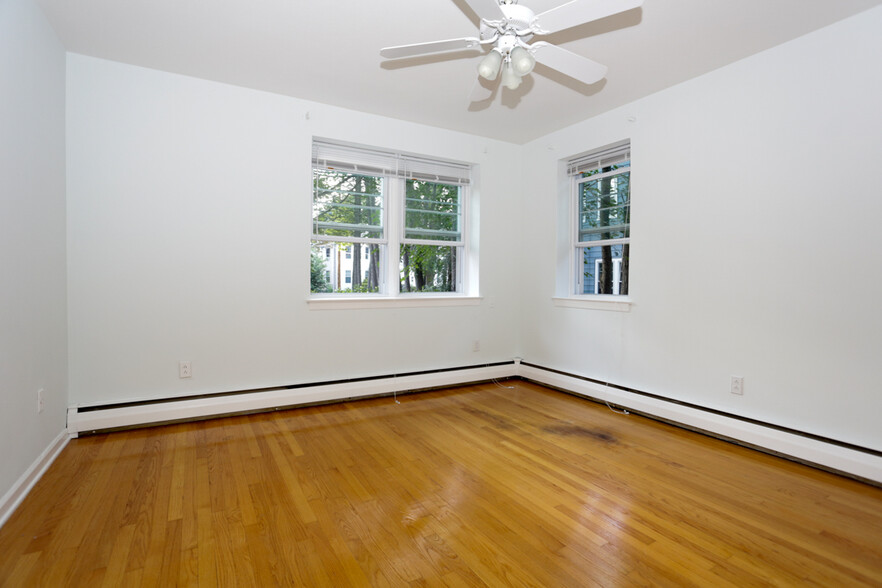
[570,141,631,297]
[310,139,471,297]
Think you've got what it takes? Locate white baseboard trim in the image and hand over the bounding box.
[68,363,515,436]
[516,363,882,485]
[0,429,70,529]
[64,361,882,486]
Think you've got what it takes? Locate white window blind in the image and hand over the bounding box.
[312,168,384,241]
[313,139,471,186]
[567,140,631,176]
[403,181,463,245]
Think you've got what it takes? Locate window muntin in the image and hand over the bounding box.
[311,139,470,296]
[570,141,630,297]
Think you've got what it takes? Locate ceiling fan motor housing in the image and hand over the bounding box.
[499,3,536,33]
[481,3,535,43]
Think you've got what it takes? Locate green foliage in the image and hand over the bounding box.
[578,167,630,242]
[335,282,379,294]
[403,180,461,242]
[312,173,462,294]
[400,244,456,292]
[313,171,383,240]
[313,169,383,291]
[400,179,460,292]
[310,250,331,293]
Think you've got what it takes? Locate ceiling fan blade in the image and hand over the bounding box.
[380,37,483,59]
[460,0,505,20]
[531,42,608,85]
[533,0,644,34]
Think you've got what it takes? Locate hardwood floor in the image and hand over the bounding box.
[1,380,881,586]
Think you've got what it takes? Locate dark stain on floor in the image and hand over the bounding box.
[542,424,617,443]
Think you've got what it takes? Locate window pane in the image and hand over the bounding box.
[578,170,630,243]
[578,243,629,295]
[313,170,383,239]
[311,240,382,293]
[400,244,458,293]
[404,180,461,242]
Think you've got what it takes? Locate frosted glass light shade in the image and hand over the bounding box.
[501,63,521,90]
[510,46,535,76]
[477,51,503,81]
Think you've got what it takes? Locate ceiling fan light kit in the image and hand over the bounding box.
[478,50,504,80]
[380,0,644,99]
[501,62,522,90]
[510,46,535,76]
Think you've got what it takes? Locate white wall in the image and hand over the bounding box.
[519,6,882,452]
[66,55,522,407]
[0,0,68,497]
[63,6,882,459]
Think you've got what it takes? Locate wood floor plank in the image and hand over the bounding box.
[2,380,881,586]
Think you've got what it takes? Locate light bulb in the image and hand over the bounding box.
[477,50,503,81]
[501,63,521,90]
[510,46,535,76]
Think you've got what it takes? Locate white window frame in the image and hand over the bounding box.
[309,139,479,308]
[554,140,632,312]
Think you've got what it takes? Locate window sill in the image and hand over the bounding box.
[308,296,483,310]
[552,296,632,312]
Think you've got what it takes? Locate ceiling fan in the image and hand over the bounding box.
[380,0,644,99]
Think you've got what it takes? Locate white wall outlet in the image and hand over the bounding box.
[37,388,45,413]
[472,340,480,352]
[179,361,192,378]
[730,376,744,395]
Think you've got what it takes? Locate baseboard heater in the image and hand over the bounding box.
[67,361,516,436]
[66,359,882,485]
[516,362,882,486]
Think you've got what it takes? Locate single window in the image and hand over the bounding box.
[311,139,471,296]
[569,141,630,296]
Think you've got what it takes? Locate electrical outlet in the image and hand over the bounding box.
[730,376,744,395]
[179,361,192,378]
[37,388,45,413]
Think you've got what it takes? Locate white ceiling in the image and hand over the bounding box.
[35,0,882,144]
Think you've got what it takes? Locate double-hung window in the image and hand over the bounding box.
[570,140,631,296]
[310,139,471,296]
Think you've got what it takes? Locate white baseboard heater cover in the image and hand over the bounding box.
[66,360,882,485]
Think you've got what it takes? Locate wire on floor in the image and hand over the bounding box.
[605,401,629,415]
[489,363,514,389]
